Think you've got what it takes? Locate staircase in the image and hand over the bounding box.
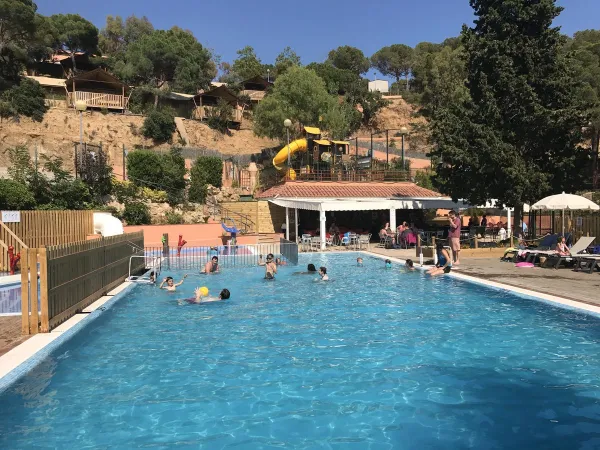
[206,199,256,234]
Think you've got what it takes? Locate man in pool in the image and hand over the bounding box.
[159,275,187,291]
[258,253,277,279]
[201,256,220,274]
[357,257,363,266]
[318,266,329,281]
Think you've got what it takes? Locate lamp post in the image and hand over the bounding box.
[284,119,292,171]
[75,100,87,148]
[267,69,271,83]
[399,126,408,170]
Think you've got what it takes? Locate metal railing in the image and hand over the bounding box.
[205,199,256,234]
[147,240,299,270]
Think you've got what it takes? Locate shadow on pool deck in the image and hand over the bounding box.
[368,248,600,307]
[0,317,29,357]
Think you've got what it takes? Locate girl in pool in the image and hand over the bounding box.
[427,242,452,277]
[385,259,392,269]
[159,275,187,291]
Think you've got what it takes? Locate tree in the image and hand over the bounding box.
[253,66,335,141]
[0,179,36,210]
[232,46,263,80]
[50,14,99,70]
[327,46,370,75]
[76,145,113,201]
[98,15,124,55]
[567,30,600,188]
[122,202,151,225]
[306,62,365,96]
[371,44,414,89]
[142,109,176,143]
[205,98,233,133]
[1,77,48,121]
[274,46,301,77]
[160,148,186,205]
[322,102,361,140]
[126,150,164,187]
[430,0,584,230]
[189,156,223,203]
[0,0,38,89]
[116,27,215,102]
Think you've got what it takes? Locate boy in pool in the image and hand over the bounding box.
[318,266,329,281]
[405,259,415,271]
[191,288,231,303]
[258,253,277,279]
[357,257,363,266]
[149,271,156,283]
[201,256,220,274]
[385,259,392,269]
[159,275,187,291]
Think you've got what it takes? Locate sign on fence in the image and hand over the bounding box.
[1,211,21,223]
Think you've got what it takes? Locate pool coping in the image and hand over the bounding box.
[2,252,600,393]
[365,251,600,317]
[0,281,136,394]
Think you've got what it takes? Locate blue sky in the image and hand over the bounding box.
[36,0,599,79]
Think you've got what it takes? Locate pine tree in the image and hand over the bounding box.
[431,0,584,226]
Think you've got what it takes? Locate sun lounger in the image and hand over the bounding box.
[573,255,600,273]
[502,234,558,262]
[544,236,596,269]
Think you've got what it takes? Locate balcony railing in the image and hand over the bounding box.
[69,91,125,109]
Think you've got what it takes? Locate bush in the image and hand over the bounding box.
[44,179,92,210]
[100,107,108,115]
[165,210,184,224]
[189,156,223,203]
[0,78,48,122]
[142,109,176,143]
[206,98,233,133]
[0,179,36,210]
[141,187,168,203]
[123,202,151,225]
[112,179,140,203]
[414,170,435,190]
[126,150,163,188]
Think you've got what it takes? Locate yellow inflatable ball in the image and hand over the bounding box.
[199,286,209,297]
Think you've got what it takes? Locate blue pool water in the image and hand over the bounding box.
[1,253,600,449]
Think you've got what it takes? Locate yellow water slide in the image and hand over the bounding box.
[272,138,308,170]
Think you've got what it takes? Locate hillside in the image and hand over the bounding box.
[369,96,427,132]
[0,108,278,170]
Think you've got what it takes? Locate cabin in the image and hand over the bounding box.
[240,75,273,105]
[193,85,242,124]
[29,51,97,79]
[26,76,68,108]
[65,69,129,111]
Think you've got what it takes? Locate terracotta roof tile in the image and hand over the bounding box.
[257,182,440,199]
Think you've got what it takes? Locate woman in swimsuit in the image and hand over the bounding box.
[427,242,452,277]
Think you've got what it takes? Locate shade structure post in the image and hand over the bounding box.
[507,208,512,242]
[294,208,298,243]
[562,209,565,236]
[319,210,327,251]
[285,207,290,241]
[389,208,396,232]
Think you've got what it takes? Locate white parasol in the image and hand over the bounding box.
[531,192,599,235]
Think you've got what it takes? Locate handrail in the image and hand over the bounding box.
[0,222,29,249]
[205,199,256,234]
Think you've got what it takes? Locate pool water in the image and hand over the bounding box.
[1,253,600,449]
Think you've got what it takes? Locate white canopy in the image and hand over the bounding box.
[269,197,473,212]
[531,193,599,211]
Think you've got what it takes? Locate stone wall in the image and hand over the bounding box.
[222,201,286,234]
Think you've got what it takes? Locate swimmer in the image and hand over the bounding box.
[190,287,231,303]
[275,257,287,266]
[427,242,452,277]
[357,257,363,266]
[201,256,220,274]
[385,259,392,269]
[293,263,317,275]
[318,266,329,281]
[159,275,187,291]
[259,253,277,279]
[405,259,415,271]
[149,271,156,283]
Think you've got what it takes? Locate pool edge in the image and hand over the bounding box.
[0,281,136,394]
[364,251,600,318]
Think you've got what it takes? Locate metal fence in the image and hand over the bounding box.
[21,232,144,334]
[148,240,299,271]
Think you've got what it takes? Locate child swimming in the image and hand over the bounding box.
[318,266,329,281]
[385,259,392,269]
[357,257,363,266]
[159,275,187,291]
[405,259,415,271]
[259,253,277,279]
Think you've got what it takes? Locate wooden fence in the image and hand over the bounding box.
[0,210,94,271]
[21,232,144,334]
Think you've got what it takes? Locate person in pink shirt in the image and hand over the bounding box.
[448,210,461,265]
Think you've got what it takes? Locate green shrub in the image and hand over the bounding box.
[414,170,435,190]
[0,78,48,122]
[126,150,163,188]
[142,109,176,143]
[0,179,36,210]
[189,156,223,203]
[44,179,92,210]
[123,202,151,225]
[206,98,233,133]
[112,179,140,203]
[165,210,184,224]
[100,107,109,115]
[141,187,168,203]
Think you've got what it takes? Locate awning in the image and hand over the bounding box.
[269,197,474,212]
[304,126,321,135]
[332,140,349,145]
[313,139,331,145]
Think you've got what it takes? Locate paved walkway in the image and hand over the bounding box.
[368,247,600,306]
[0,317,28,357]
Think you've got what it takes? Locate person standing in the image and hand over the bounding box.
[481,215,488,229]
[448,210,461,265]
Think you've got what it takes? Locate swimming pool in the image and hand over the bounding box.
[1,253,599,449]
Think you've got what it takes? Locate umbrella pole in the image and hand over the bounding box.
[562,209,564,236]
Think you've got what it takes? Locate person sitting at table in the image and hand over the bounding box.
[380,223,396,246]
[397,222,407,234]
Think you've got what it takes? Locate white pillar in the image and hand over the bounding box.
[294,208,298,243]
[285,207,290,241]
[389,208,396,231]
[507,209,512,237]
[320,210,327,251]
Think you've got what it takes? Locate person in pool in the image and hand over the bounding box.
[357,257,363,266]
[189,288,231,303]
[149,271,156,283]
[258,253,277,279]
[405,259,415,271]
[293,263,317,275]
[275,257,287,266]
[318,266,329,281]
[201,256,220,274]
[159,275,187,291]
[385,259,392,269]
[427,242,452,277]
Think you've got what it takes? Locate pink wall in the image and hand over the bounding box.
[124,223,261,247]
